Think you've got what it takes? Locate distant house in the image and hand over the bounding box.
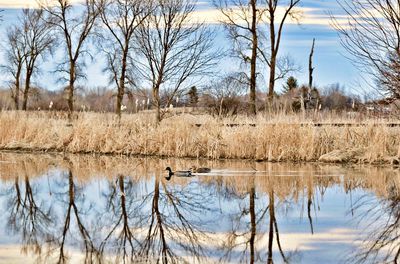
[363,97,399,116]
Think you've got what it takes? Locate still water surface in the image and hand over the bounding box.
[0,152,399,264]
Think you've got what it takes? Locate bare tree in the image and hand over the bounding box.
[1,26,25,110]
[136,0,217,122]
[266,0,301,105]
[217,0,299,114]
[202,73,248,116]
[40,0,100,117]
[332,0,400,99]
[216,0,267,115]
[308,38,315,89]
[298,38,315,115]
[20,8,54,110]
[97,0,151,119]
[222,177,264,263]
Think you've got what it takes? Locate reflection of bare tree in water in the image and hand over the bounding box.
[222,176,295,264]
[222,176,268,263]
[139,174,172,262]
[56,170,97,263]
[267,185,289,264]
[6,175,53,256]
[137,173,214,263]
[350,182,400,264]
[301,175,336,236]
[99,174,140,262]
[304,175,315,235]
[98,173,214,263]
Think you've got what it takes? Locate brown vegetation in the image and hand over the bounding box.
[1,111,400,163]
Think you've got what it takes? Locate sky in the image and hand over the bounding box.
[0,0,366,95]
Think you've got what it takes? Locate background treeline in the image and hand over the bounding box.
[0,78,363,115]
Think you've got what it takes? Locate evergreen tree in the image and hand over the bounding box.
[188,86,199,106]
[283,76,298,94]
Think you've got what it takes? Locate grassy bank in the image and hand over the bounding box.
[1,110,400,164]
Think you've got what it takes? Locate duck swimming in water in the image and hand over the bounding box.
[191,166,211,173]
[165,167,192,181]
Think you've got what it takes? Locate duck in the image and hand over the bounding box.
[191,166,211,173]
[165,167,192,181]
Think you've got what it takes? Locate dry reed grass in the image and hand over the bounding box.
[1,110,400,163]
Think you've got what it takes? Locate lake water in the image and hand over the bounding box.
[0,152,399,264]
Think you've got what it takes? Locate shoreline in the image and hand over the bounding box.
[0,147,397,166]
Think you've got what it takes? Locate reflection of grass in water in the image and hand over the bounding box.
[1,151,399,201]
[1,111,400,163]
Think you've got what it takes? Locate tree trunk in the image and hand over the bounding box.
[249,0,258,115]
[309,38,315,89]
[307,176,314,234]
[153,86,161,123]
[268,55,276,107]
[153,54,167,123]
[268,2,276,109]
[300,93,306,118]
[22,71,32,111]
[13,72,21,110]
[116,49,128,119]
[68,63,76,117]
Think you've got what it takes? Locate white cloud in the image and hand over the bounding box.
[191,6,348,28]
[0,0,83,8]
[0,1,349,28]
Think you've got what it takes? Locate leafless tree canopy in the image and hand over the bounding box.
[1,26,25,110]
[216,0,301,114]
[20,9,54,110]
[333,0,400,99]
[349,185,400,263]
[136,0,218,122]
[216,0,267,114]
[202,73,249,116]
[39,0,100,115]
[97,0,152,118]
[1,8,54,111]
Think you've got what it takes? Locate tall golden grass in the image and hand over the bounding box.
[1,110,400,163]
